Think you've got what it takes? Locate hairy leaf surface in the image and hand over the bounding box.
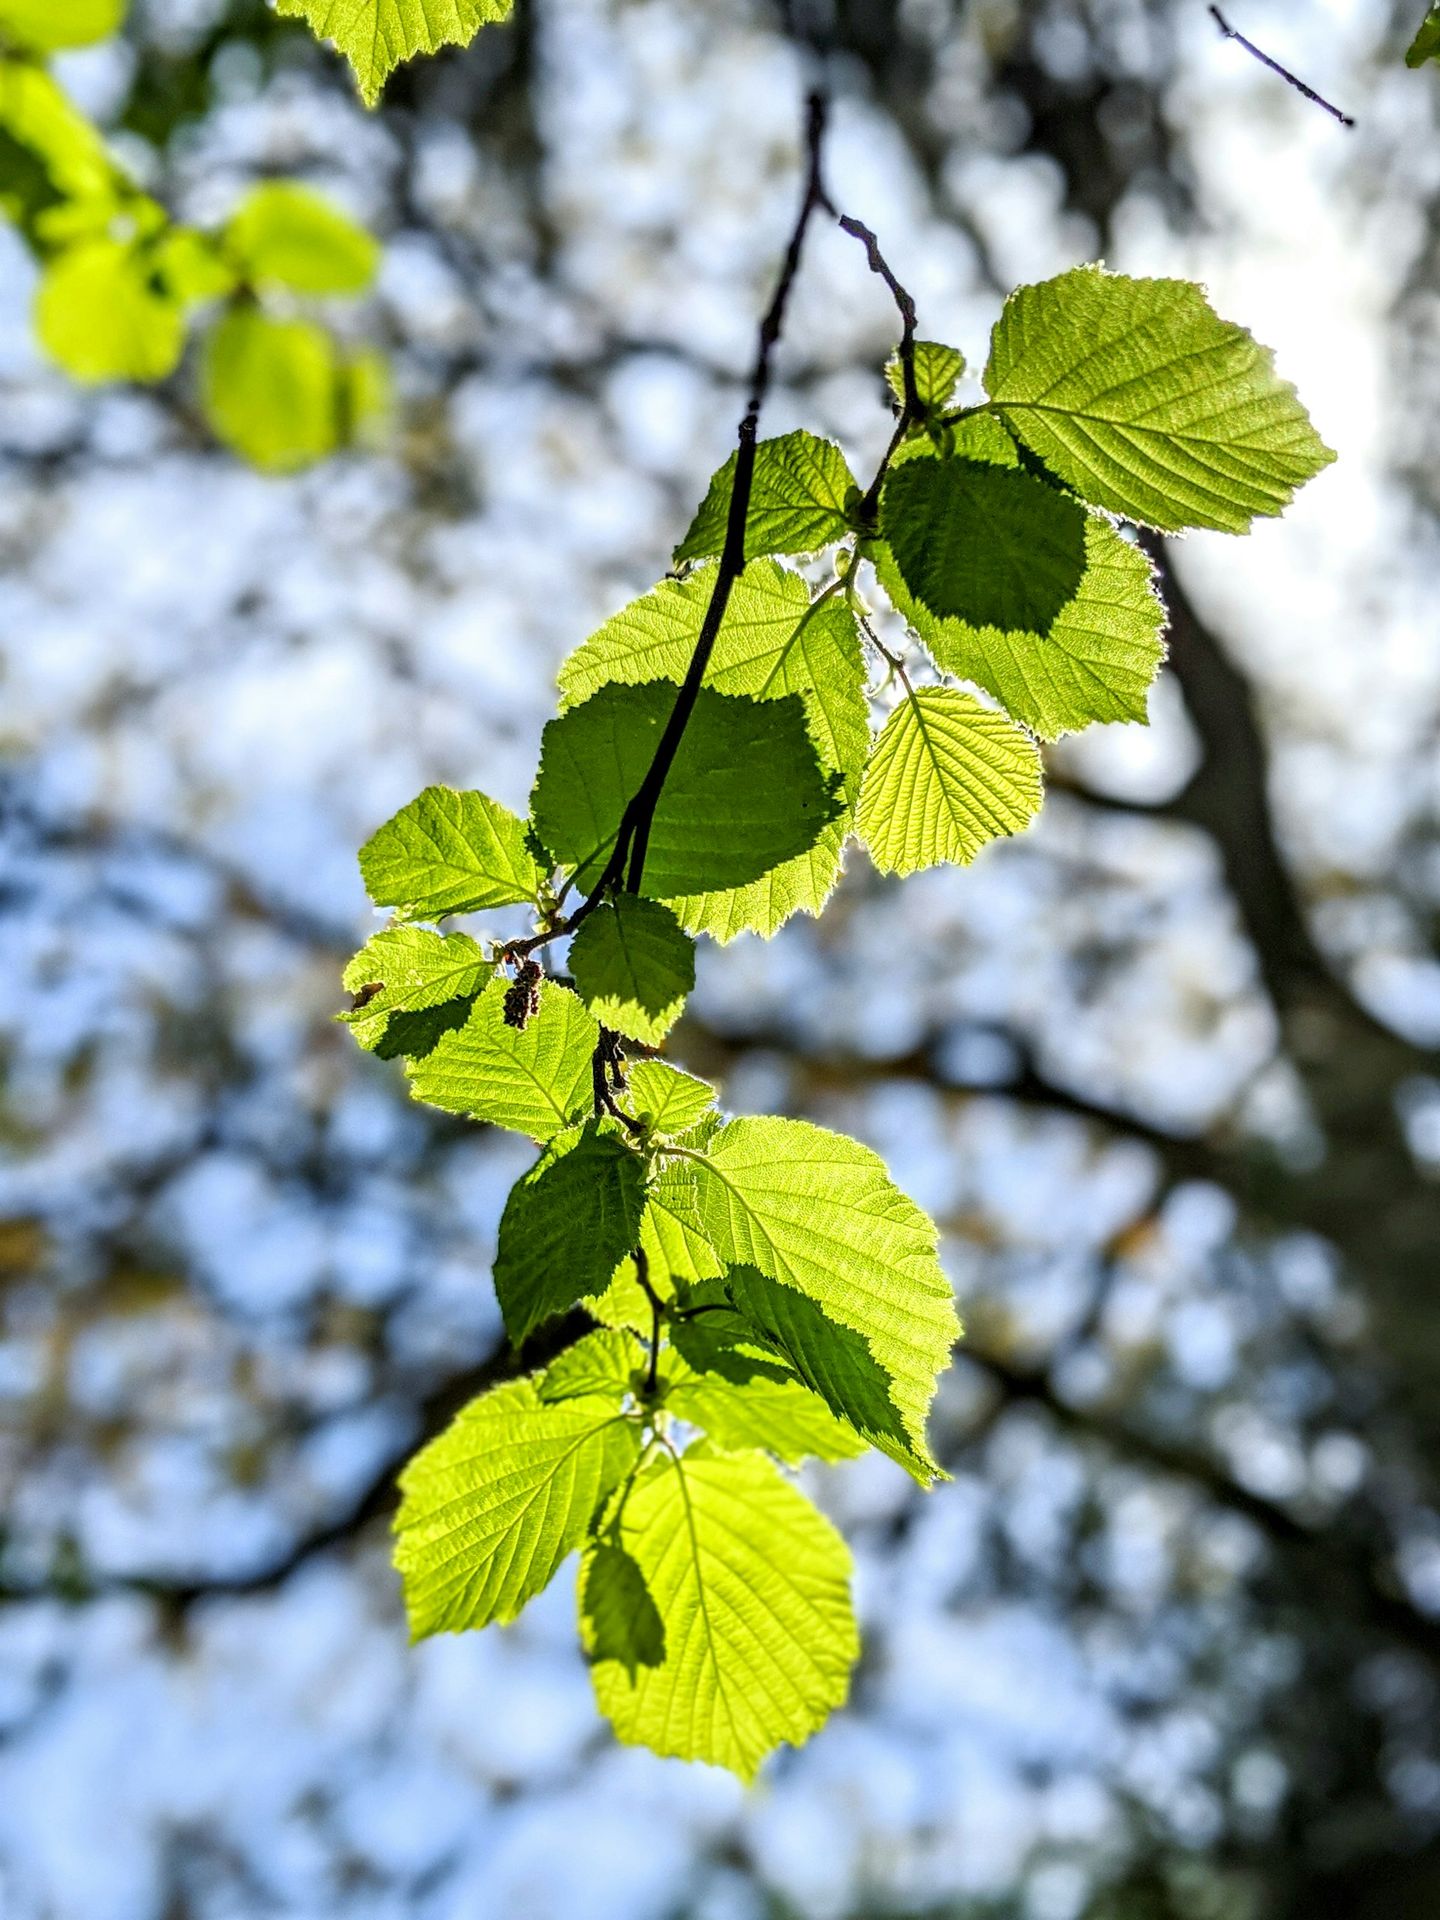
[588,1445,857,1779]
[359,784,541,917]
[983,266,1335,533]
[341,926,492,1057]
[407,978,596,1140]
[887,339,966,415]
[395,1378,640,1638]
[674,431,857,564]
[275,0,514,105]
[688,1118,959,1479]
[858,687,1043,874]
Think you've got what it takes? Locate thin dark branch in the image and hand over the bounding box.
[831,211,922,518]
[1209,6,1356,128]
[615,88,834,897]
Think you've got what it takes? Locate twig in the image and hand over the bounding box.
[831,212,922,518]
[614,88,835,897]
[1208,6,1355,128]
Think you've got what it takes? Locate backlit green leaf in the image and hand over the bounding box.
[858,687,1042,875]
[493,1122,647,1344]
[0,0,125,50]
[662,1335,864,1465]
[886,339,965,415]
[275,0,514,106]
[589,1444,857,1779]
[359,784,541,917]
[407,977,597,1141]
[569,895,695,1046]
[341,925,492,1057]
[395,1377,640,1638]
[674,431,857,565]
[224,181,378,295]
[530,682,842,900]
[540,1328,645,1403]
[620,1060,717,1137]
[869,422,1167,739]
[36,240,184,382]
[200,307,341,472]
[983,265,1335,533]
[688,1117,960,1480]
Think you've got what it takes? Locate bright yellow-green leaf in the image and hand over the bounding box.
[1409,7,1440,65]
[407,978,597,1142]
[200,307,341,472]
[983,265,1336,533]
[36,239,185,382]
[340,925,492,1057]
[224,181,379,295]
[0,0,125,51]
[395,1377,641,1638]
[857,687,1043,875]
[587,1445,858,1781]
[674,430,858,566]
[154,226,237,304]
[539,1328,645,1404]
[0,59,116,237]
[619,1060,716,1137]
[886,339,965,415]
[359,784,541,917]
[687,1117,960,1481]
[662,1336,864,1466]
[275,0,514,107]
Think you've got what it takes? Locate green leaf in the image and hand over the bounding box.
[0,62,116,235]
[587,1444,857,1780]
[529,682,842,900]
[674,431,858,565]
[868,422,1167,739]
[982,265,1335,533]
[687,1117,960,1480]
[857,687,1042,875]
[0,0,125,50]
[580,1542,665,1680]
[886,339,965,415]
[880,454,1088,630]
[493,1122,647,1344]
[558,558,837,709]
[359,784,542,917]
[200,307,343,472]
[394,1377,640,1638]
[407,978,596,1141]
[154,227,237,304]
[340,926,492,1058]
[540,1328,645,1403]
[1409,8,1440,65]
[662,1332,864,1466]
[274,0,514,106]
[583,1257,665,1337]
[619,1060,716,1137]
[556,564,869,939]
[223,181,378,295]
[569,896,695,1046]
[36,240,185,383]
